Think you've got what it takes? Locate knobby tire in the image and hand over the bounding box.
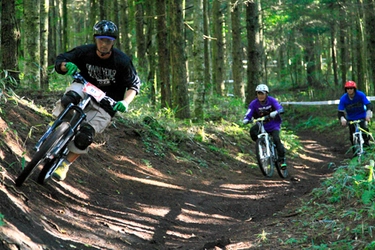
[275,159,289,179]
[37,122,72,185]
[256,137,274,177]
[353,134,361,155]
[15,122,71,187]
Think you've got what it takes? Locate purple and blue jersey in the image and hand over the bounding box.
[338,90,370,121]
[243,96,283,132]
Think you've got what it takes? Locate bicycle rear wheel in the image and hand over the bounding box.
[275,159,289,178]
[271,145,288,178]
[256,137,274,177]
[15,122,71,187]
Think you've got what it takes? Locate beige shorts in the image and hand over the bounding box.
[52,82,112,154]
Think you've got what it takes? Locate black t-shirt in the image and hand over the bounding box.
[55,44,141,101]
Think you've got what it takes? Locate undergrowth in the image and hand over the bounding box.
[283,152,375,249]
[2,73,375,248]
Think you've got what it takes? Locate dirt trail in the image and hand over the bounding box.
[0,100,349,250]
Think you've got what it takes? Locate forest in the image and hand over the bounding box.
[2,0,375,119]
[2,0,375,249]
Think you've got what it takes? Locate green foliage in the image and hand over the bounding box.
[286,151,375,248]
[0,213,4,226]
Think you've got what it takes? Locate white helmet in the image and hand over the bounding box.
[255,84,269,93]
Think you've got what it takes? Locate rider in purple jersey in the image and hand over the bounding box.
[243,84,287,169]
[338,80,372,149]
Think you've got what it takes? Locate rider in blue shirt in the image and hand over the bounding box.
[338,80,372,148]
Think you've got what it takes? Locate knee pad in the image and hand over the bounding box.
[61,90,82,108]
[74,124,95,150]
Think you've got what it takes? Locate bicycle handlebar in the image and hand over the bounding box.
[252,115,270,123]
[72,72,117,108]
[349,119,365,125]
[72,71,86,83]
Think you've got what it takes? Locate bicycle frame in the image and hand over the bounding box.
[252,115,288,178]
[349,119,365,158]
[256,120,274,161]
[35,73,93,154]
[253,116,277,177]
[15,72,117,186]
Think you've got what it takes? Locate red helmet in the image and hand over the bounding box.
[344,81,357,89]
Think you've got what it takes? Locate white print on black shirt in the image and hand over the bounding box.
[86,64,117,86]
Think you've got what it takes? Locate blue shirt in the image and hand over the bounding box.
[338,90,370,120]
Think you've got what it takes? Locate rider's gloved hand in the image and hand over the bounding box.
[340,116,347,126]
[65,62,78,75]
[270,111,278,118]
[366,110,373,122]
[243,118,250,125]
[113,100,128,113]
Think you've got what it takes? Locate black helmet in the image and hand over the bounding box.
[93,20,118,40]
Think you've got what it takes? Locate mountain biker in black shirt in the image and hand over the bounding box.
[52,20,141,181]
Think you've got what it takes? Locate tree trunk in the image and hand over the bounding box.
[231,0,244,98]
[354,1,365,92]
[48,0,57,66]
[331,22,339,86]
[1,0,20,83]
[364,0,375,90]
[119,0,130,53]
[193,0,205,122]
[145,0,156,107]
[339,0,348,87]
[245,1,261,106]
[156,0,171,108]
[203,1,211,100]
[212,0,224,96]
[135,1,147,78]
[169,0,190,119]
[40,0,49,90]
[23,0,40,88]
[62,0,68,50]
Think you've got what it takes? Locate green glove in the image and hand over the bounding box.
[65,62,78,75]
[113,100,128,113]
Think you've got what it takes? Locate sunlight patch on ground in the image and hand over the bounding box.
[54,182,90,200]
[99,150,174,181]
[1,190,31,215]
[0,220,45,249]
[0,118,29,161]
[92,214,155,241]
[226,241,254,249]
[219,183,259,191]
[299,153,324,163]
[166,229,197,239]
[40,219,104,249]
[177,208,240,224]
[113,171,185,190]
[137,203,170,217]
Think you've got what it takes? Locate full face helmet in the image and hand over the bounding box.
[255,84,269,94]
[93,20,118,40]
[344,80,357,90]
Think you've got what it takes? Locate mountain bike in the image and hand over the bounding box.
[253,116,288,178]
[349,119,366,162]
[15,72,117,187]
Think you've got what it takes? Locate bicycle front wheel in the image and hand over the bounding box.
[352,133,362,156]
[256,137,274,177]
[37,122,72,185]
[15,122,71,187]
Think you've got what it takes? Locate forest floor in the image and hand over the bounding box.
[0,91,349,250]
